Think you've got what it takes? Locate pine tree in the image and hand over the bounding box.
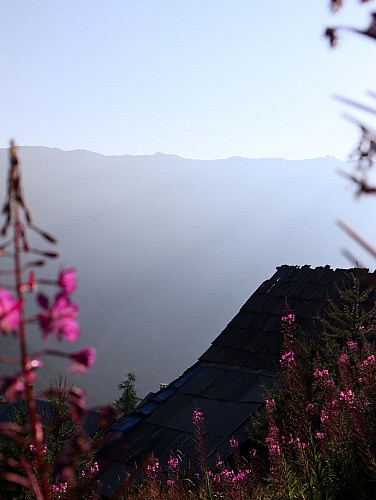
[114,372,139,419]
[321,269,376,343]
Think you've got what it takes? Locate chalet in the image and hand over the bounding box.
[97,265,376,497]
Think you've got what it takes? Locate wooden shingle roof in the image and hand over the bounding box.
[97,265,376,496]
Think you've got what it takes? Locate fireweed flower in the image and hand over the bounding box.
[339,389,355,404]
[282,313,295,324]
[168,456,179,470]
[320,410,329,425]
[229,437,238,449]
[323,378,335,389]
[280,350,294,366]
[146,458,159,479]
[29,444,47,454]
[265,425,281,456]
[90,461,99,474]
[0,288,21,333]
[38,294,79,342]
[58,268,77,294]
[339,353,348,363]
[192,406,204,425]
[68,386,87,423]
[360,355,376,367]
[314,368,329,379]
[0,374,25,402]
[265,398,276,411]
[69,347,96,374]
[347,340,358,351]
[52,483,68,494]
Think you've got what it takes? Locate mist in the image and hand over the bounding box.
[0,147,374,405]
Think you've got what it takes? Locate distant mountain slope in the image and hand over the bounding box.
[0,147,373,404]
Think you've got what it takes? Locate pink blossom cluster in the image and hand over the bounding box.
[320,410,329,425]
[280,350,295,366]
[320,399,338,425]
[313,368,336,389]
[69,347,96,374]
[51,482,67,494]
[192,407,204,426]
[314,368,329,379]
[209,468,252,484]
[283,435,308,450]
[265,398,276,411]
[339,353,348,364]
[29,443,47,454]
[347,340,358,351]
[229,437,238,449]
[306,403,316,413]
[322,378,335,389]
[81,461,99,477]
[0,362,41,402]
[146,458,159,479]
[360,355,375,367]
[0,289,21,334]
[282,313,295,324]
[265,425,281,456]
[339,389,355,405]
[168,456,179,470]
[37,268,79,342]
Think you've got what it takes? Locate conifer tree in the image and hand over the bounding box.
[321,270,376,343]
[114,372,139,419]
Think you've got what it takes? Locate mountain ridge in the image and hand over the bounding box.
[0,147,370,405]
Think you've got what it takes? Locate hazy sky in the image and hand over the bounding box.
[1,1,376,160]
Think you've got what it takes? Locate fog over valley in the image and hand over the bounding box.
[0,146,373,405]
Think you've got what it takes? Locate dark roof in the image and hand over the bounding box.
[97,265,376,496]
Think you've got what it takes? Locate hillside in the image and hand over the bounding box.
[0,147,373,404]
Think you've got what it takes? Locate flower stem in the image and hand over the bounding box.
[14,194,51,499]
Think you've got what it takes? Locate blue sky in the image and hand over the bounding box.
[1,1,376,160]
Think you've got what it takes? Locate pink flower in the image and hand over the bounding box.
[90,461,99,474]
[39,295,79,342]
[0,374,25,402]
[339,389,355,404]
[315,432,325,440]
[320,411,329,425]
[347,340,357,351]
[280,351,294,366]
[68,386,87,423]
[229,437,238,449]
[0,289,21,333]
[52,483,67,494]
[282,313,295,324]
[69,347,96,374]
[192,406,204,425]
[58,268,77,294]
[323,378,335,389]
[146,458,159,478]
[265,398,276,411]
[339,353,348,364]
[168,456,179,470]
[314,368,329,379]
